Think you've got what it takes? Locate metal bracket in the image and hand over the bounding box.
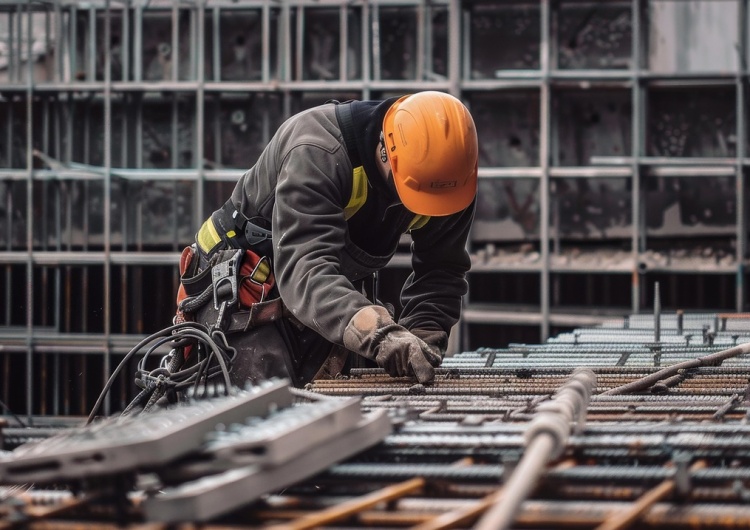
[212,249,243,311]
[673,452,692,497]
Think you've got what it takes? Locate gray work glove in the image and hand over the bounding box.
[343,305,443,383]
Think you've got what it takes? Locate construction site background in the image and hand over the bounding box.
[0,0,748,418]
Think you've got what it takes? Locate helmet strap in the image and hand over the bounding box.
[379,132,388,163]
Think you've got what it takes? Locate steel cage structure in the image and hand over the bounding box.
[1,0,750,418]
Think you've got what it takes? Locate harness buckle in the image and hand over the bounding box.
[212,248,243,311]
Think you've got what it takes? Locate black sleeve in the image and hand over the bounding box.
[398,200,475,334]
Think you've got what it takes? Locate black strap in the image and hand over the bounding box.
[225,298,286,333]
[334,102,362,168]
[217,200,272,249]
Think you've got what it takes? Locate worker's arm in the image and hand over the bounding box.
[397,199,476,353]
[271,143,373,344]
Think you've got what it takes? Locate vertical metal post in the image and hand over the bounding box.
[44,8,51,82]
[135,96,143,169]
[54,2,63,83]
[69,5,77,84]
[736,0,747,312]
[448,0,460,96]
[121,170,128,333]
[416,2,425,81]
[461,6,470,82]
[189,5,197,81]
[8,8,15,82]
[549,0,560,322]
[211,16,222,164]
[371,4,380,83]
[631,0,643,314]
[212,96,221,167]
[361,1,371,99]
[53,92,61,160]
[88,7,96,82]
[450,0,465,351]
[281,0,291,117]
[133,4,142,82]
[171,94,179,168]
[340,5,347,81]
[213,7,220,82]
[120,94,128,167]
[123,5,130,82]
[171,91,179,248]
[16,4,23,83]
[41,97,49,252]
[196,2,206,229]
[2,184,10,412]
[171,4,179,82]
[539,0,551,342]
[262,3,270,83]
[53,178,61,415]
[102,0,113,415]
[295,5,304,81]
[6,99,12,166]
[25,0,34,421]
[40,95,49,341]
[654,281,661,343]
[4,183,11,327]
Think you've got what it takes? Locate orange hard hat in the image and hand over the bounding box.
[382,91,478,216]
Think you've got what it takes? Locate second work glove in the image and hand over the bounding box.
[343,305,444,383]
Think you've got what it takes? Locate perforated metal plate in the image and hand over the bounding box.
[142,410,392,522]
[0,379,293,484]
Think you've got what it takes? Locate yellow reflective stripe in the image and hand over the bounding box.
[343,165,429,230]
[196,218,222,254]
[250,257,271,284]
[226,230,236,239]
[344,166,368,220]
[408,215,430,231]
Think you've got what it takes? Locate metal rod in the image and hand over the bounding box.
[602,342,750,395]
[476,434,555,530]
[475,369,596,530]
[266,478,425,530]
[594,460,707,530]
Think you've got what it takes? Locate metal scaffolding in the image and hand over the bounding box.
[0,0,749,418]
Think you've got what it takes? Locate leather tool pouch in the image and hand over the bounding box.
[175,246,284,340]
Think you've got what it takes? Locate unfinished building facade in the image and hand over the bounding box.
[0,0,747,417]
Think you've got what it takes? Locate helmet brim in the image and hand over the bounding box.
[394,170,477,217]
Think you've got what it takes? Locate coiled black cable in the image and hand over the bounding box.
[86,322,237,425]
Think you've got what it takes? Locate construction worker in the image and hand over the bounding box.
[178,91,478,387]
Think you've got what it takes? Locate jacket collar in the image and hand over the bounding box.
[346,97,401,201]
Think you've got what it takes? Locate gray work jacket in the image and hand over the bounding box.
[229,101,475,347]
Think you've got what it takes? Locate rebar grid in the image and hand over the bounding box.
[2,313,750,528]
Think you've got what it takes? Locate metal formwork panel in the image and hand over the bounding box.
[0,380,293,484]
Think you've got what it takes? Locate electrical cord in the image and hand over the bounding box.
[86,322,237,425]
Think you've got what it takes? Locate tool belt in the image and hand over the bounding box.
[175,245,284,336]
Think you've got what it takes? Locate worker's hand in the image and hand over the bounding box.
[343,306,443,383]
[375,329,443,382]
